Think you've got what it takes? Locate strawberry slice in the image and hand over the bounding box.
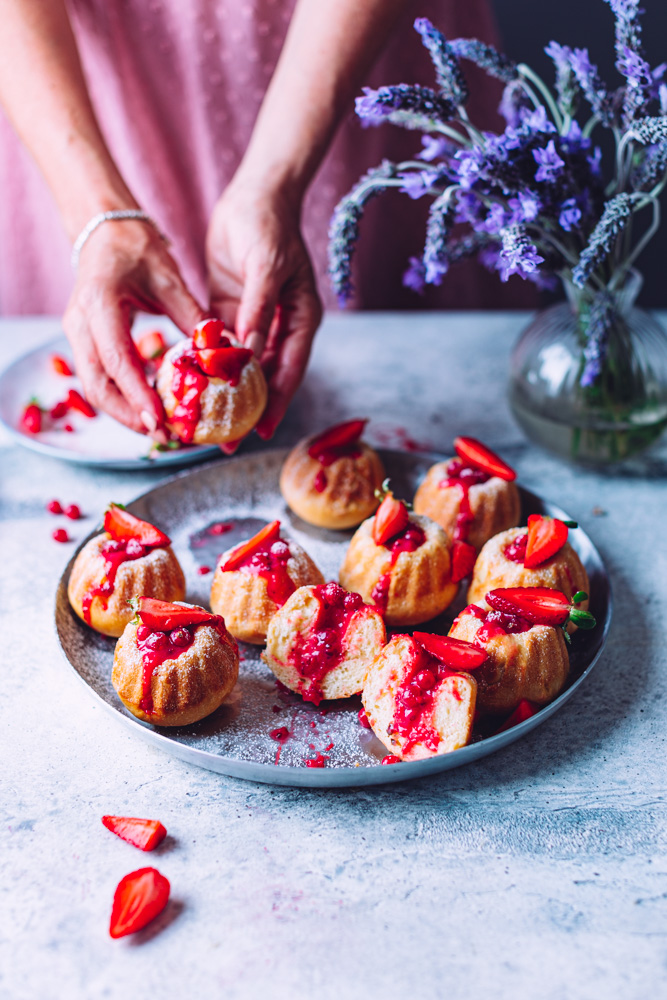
[220,520,281,572]
[307,419,367,460]
[102,816,167,852]
[109,867,170,939]
[451,540,476,583]
[413,632,488,670]
[495,699,538,734]
[104,504,171,547]
[454,436,516,481]
[51,354,74,376]
[192,318,227,349]
[136,331,167,362]
[524,514,569,568]
[372,492,409,545]
[195,346,252,385]
[66,388,96,418]
[134,596,222,631]
[486,587,571,626]
[21,402,42,434]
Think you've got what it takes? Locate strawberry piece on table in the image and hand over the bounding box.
[495,699,538,734]
[136,331,167,362]
[486,587,571,626]
[21,402,42,434]
[51,354,74,377]
[66,389,96,418]
[195,346,252,384]
[192,318,227,349]
[451,540,476,583]
[413,632,488,670]
[453,436,516,481]
[134,596,221,631]
[220,520,281,572]
[104,503,171,548]
[372,492,409,545]
[307,418,367,459]
[109,867,170,939]
[524,514,569,568]
[102,816,167,852]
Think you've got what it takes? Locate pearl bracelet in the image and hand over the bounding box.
[70,209,169,271]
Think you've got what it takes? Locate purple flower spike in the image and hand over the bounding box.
[418,135,451,161]
[559,198,582,232]
[403,257,427,293]
[499,226,544,281]
[533,140,565,182]
[508,191,541,224]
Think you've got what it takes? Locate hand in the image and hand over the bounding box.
[206,179,322,447]
[63,219,207,437]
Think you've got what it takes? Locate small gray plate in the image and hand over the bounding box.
[55,448,612,787]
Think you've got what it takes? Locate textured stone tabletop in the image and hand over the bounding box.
[1,313,666,1000]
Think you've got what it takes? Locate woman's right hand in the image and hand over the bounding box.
[63,219,207,438]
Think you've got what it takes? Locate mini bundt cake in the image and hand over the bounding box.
[339,487,457,627]
[414,436,520,563]
[112,597,239,726]
[68,504,186,637]
[210,519,324,644]
[262,581,386,704]
[449,595,571,715]
[280,418,385,529]
[361,633,479,761]
[155,318,267,445]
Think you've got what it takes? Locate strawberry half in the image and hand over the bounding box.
[307,419,367,460]
[134,596,222,631]
[524,514,569,568]
[413,632,488,670]
[136,331,167,362]
[372,492,409,545]
[51,354,74,376]
[66,388,96,418]
[451,540,476,583]
[195,346,252,385]
[192,318,226,349]
[486,587,571,626]
[220,520,281,572]
[495,699,538,734]
[102,816,167,852]
[454,436,516,481]
[109,867,170,939]
[21,402,42,434]
[104,504,171,548]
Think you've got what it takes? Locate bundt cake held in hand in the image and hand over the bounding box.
[414,437,520,579]
[361,632,482,761]
[339,484,457,627]
[155,319,267,445]
[279,418,385,529]
[209,520,324,644]
[262,581,386,705]
[67,504,186,637]
[467,515,590,625]
[112,597,239,726]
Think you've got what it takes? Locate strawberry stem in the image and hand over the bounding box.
[568,608,596,629]
[562,520,578,528]
[572,590,588,604]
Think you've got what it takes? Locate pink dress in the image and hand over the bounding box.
[0,0,534,315]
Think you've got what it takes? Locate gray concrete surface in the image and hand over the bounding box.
[1,313,666,1000]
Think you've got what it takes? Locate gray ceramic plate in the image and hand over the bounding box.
[55,448,612,787]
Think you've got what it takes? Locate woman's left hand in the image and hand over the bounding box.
[206,179,322,450]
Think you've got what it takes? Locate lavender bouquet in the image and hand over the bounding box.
[328,0,667,462]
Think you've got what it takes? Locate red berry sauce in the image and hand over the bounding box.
[288,582,370,705]
[461,603,533,645]
[170,340,250,444]
[270,726,290,742]
[305,753,328,768]
[81,537,164,625]
[371,523,426,614]
[197,565,211,575]
[503,532,528,563]
[231,536,296,606]
[135,623,195,715]
[313,469,327,493]
[390,640,456,757]
[439,458,490,543]
[382,755,402,765]
[358,708,371,729]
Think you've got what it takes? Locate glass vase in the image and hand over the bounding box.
[508,271,667,464]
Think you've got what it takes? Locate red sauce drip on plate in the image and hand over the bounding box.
[234,537,296,606]
[82,538,159,625]
[504,532,528,563]
[288,582,368,705]
[135,624,195,716]
[305,753,328,768]
[371,523,426,614]
[439,459,490,542]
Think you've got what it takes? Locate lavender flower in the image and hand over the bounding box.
[355,85,456,132]
[580,291,615,386]
[418,135,452,161]
[631,141,667,190]
[423,192,455,285]
[568,48,615,126]
[499,79,532,127]
[328,161,398,303]
[627,115,667,144]
[481,203,509,234]
[403,256,427,292]
[572,193,633,288]
[398,167,445,199]
[508,191,541,223]
[448,38,517,84]
[533,140,565,182]
[604,0,649,123]
[498,226,544,281]
[559,198,582,232]
[545,41,579,117]
[414,18,468,106]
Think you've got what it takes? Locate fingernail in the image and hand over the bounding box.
[246,333,264,358]
[140,410,157,434]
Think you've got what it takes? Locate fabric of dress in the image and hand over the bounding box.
[0,0,536,315]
